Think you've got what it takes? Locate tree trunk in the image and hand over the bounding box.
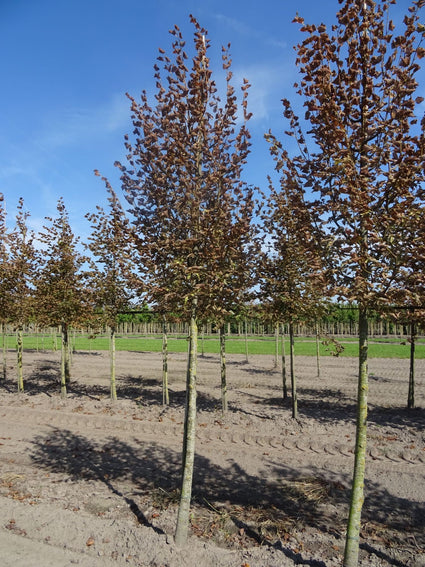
[17,326,24,392]
[110,325,117,401]
[289,322,297,419]
[201,325,205,357]
[274,322,279,368]
[344,307,369,567]
[175,300,198,546]
[244,318,249,362]
[162,316,169,406]
[315,321,321,378]
[2,323,6,380]
[219,323,227,414]
[281,323,287,400]
[408,320,415,409]
[60,324,67,398]
[63,324,71,384]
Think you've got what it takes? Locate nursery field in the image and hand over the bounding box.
[0,349,423,566]
[4,332,425,358]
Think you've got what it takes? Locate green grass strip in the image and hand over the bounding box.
[4,333,425,359]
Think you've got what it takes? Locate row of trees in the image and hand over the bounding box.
[2,1,425,564]
[0,194,129,398]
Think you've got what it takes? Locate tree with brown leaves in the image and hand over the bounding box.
[114,16,255,545]
[86,186,135,401]
[0,194,10,380]
[271,1,425,564]
[6,199,37,392]
[391,202,425,409]
[259,175,326,418]
[36,199,89,398]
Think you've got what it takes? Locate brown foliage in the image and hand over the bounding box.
[114,16,256,321]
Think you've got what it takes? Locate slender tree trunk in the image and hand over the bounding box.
[2,323,7,380]
[289,322,297,419]
[175,299,198,546]
[68,329,74,366]
[162,316,169,406]
[219,323,227,414]
[281,323,287,400]
[244,318,249,362]
[17,326,24,392]
[110,325,117,401]
[60,324,67,398]
[408,320,415,409]
[315,321,321,378]
[63,324,70,384]
[274,322,279,368]
[344,307,369,567]
[201,325,205,357]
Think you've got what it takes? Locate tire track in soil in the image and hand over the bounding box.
[1,404,422,470]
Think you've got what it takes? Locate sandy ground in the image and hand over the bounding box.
[0,348,423,567]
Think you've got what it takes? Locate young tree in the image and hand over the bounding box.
[86,186,135,400]
[113,16,254,545]
[6,199,37,392]
[0,194,10,379]
[272,1,425,564]
[36,199,89,398]
[259,175,325,418]
[392,200,425,409]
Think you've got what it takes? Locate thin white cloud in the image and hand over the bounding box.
[34,93,130,152]
[213,13,288,51]
[232,62,294,123]
[214,14,254,37]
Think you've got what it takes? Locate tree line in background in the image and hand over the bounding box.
[1,2,425,565]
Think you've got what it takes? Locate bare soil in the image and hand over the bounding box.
[0,349,423,566]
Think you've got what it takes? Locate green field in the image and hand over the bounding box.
[3,333,424,359]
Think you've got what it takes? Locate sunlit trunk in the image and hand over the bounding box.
[219,323,227,413]
[289,322,297,419]
[162,316,169,405]
[274,322,279,368]
[110,325,117,401]
[408,320,415,409]
[315,321,321,378]
[63,324,70,385]
[281,323,287,399]
[244,318,249,362]
[60,324,67,398]
[344,307,368,567]
[2,323,7,380]
[16,326,24,392]
[175,299,198,546]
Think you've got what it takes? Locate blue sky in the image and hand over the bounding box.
[0,0,422,240]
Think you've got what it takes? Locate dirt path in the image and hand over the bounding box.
[0,350,423,566]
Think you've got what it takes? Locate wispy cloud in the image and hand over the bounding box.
[213,13,288,51]
[0,92,130,234]
[232,62,294,123]
[213,14,254,37]
[34,93,130,152]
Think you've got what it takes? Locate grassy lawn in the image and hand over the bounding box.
[3,333,424,359]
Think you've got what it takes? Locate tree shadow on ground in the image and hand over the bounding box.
[239,366,277,376]
[72,350,103,356]
[257,390,425,430]
[29,427,331,565]
[29,428,423,566]
[12,362,224,411]
[226,359,250,366]
[6,360,61,396]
